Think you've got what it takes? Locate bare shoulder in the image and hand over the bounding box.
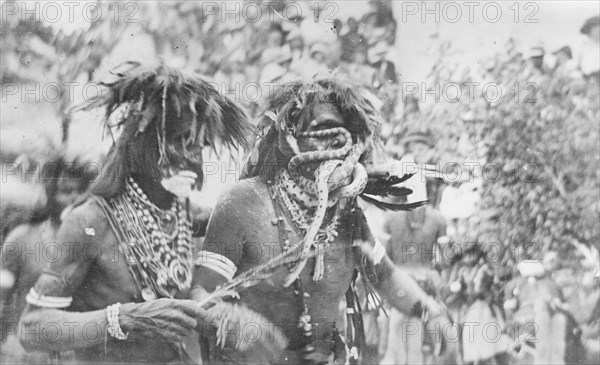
[58,197,111,242]
[205,178,271,240]
[214,177,269,211]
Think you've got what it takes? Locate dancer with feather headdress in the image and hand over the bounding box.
[19,63,251,363]
[192,77,452,364]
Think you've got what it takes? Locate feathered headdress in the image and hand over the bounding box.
[242,77,426,211]
[78,62,252,198]
[242,77,383,180]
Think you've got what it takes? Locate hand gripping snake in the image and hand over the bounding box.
[281,127,368,287]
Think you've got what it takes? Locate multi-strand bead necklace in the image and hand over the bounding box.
[271,170,342,281]
[108,178,193,300]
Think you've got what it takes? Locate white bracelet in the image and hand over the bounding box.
[106,303,129,340]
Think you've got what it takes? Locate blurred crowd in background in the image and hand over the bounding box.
[202,1,402,120]
[1,1,599,364]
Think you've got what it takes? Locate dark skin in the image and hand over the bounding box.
[1,221,59,363]
[1,172,211,342]
[191,104,449,363]
[19,133,206,363]
[18,198,203,362]
[1,170,91,345]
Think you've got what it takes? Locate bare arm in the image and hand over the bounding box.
[354,209,452,355]
[353,209,441,316]
[190,183,289,359]
[374,255,435,313]
[1,224,28,281]
[190,183,248,303]
[1,226,26,335]
[19,201,108,352]
[19,201,201,353]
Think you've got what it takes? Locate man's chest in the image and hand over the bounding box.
[70,232,142,305]
[76,230,190,306]
[238,214,357,301]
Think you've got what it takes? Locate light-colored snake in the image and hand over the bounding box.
[281,127,368,286]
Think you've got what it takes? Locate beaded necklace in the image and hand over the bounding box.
[268,173,352,363]
[107,178,193,300]
[271,170,341,280]
[267,179,315,361]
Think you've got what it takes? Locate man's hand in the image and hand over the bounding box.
[161,171,198,199]
[120,299,201,343]
[197,302,288,360]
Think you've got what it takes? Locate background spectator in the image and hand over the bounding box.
[578,15,600,82]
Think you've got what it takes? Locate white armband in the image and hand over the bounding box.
[195,250,237,281]
[26,288,73,308]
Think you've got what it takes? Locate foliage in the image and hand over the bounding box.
[423,43,600,263]
[1,0,127,142]
[3,0,598,263]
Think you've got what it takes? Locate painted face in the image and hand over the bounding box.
[292,103,351,178]
[161,119,204,184]
[163,138,203,181]
[297,103,348,153]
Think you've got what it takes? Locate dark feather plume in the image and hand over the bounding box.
[359,194,428,211]
[242,77,380,180]
[362,174,416,197]
[77,63,251,152]
[241,75,427,212]
[76,63,252,198]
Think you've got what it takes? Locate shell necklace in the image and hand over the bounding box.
[108,178,193,300]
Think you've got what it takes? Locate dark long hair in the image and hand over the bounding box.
[242,77,383,180]
[78,63,252,198]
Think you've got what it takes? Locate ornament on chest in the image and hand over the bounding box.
[272,176,342,247]
[109,178,194,300]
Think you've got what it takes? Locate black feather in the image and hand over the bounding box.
[242,77,380,180]
[362,177,414,197]
[359,194,428,211]
[75,62,252,198]
[76,62,252,152]
[386,186,413,196]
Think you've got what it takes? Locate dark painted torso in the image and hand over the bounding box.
[218,178,359,361]
[64,199,191,363]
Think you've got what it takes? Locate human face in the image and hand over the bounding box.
[530,55,544,69]
[348,18,358,32]
[297,103,347,154]
[55,172,91,211]
[289,38,303,50]
[590,24,600,42]
[267,31,283,48]
[162,124,204,185]
[294,103,350,178]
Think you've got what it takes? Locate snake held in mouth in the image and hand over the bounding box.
[280,127,369,286]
